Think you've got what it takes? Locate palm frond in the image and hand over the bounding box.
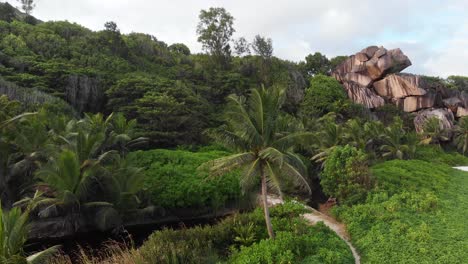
[26,245,61,264]
[199,152,255,177]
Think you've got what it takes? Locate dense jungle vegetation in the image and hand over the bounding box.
[1,1,468,263]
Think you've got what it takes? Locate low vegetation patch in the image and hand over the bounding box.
[138,201,353,264]
[333,153,468,263]
[127,148,242,209]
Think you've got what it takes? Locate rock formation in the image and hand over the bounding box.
[286,67,307,107]
[332,46,412,108]
[413,108,454,135]
[332,46,468,126]
[331,45,468,141]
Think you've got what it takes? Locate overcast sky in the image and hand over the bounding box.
[4,0,467,77]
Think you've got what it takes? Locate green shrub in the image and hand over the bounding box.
[371,159,450,195]
[300,74,347,117]
[127,148,242,209]
[333,159,468,263]
[138,202,353,264]
[415,145,468,166]
[321,145,374,205]
[228,223,353,264]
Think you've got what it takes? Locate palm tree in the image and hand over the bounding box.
[201,86,312,239]
[380,117,408,160]
[454,116,468,155]
[35,149,97,215]
[0,110,38,208]
[0,203,59,263]
[311,114,343,162]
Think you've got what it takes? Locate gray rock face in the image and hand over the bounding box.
[414,108,454,135]
[459,91,468,108]
[343,82,385,109]
[285,68,307,108]
[65,75,104,113]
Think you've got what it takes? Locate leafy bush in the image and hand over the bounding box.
[127,149,242,209]
[300,74,347,117]
[229,223,353,264]
[138,202,353,264]
[415,145,468,166]
[371,159,450,195]
[321,145,374,205]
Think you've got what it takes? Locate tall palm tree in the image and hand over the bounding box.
[454,116,468,155]
[201,86,312,239]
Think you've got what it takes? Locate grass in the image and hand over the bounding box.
[333,155,468,263]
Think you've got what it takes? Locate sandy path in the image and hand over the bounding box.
[267,196,361,264]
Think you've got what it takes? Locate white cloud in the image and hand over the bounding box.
[423,24,468,77]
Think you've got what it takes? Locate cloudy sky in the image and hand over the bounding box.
[5,0,467,77]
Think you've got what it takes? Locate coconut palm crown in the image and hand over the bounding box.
[201,85,312,239]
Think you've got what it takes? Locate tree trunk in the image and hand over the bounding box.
[260,165,275,239]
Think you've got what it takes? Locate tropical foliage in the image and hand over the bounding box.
[0,203,59,264]
[201,85,312,238]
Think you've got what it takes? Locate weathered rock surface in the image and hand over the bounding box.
[457,107,468,117]
[403,92,436,112]
[286,68,307,107]
[333,46,411,86]
[414,108,454,134]
[343,82,385,109]
[374,74,426,99]
[459,91,468,108]
[443,97,462,112]
[332,46,412,109]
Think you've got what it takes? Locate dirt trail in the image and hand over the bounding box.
[267,196,361,264]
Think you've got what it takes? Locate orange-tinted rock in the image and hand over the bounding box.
[403,93,436,112]
[355,52,369,62]
[361,46,379,57]
[374,74,426,99]
[332,46,412,110]
[344,72,373,87]
[457,107,468,117]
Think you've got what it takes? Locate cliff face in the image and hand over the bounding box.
[0,2,41,24]
[65,75,105,113]
[332,46,467,136]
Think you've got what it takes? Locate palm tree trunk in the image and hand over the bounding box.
[260,164,275,239]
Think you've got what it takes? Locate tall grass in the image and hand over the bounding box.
[48,241,145,264]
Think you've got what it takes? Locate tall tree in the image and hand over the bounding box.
[201,86,312,239]
[196,7,235,67]
[16,0,35,15]
[252,35,273,60]
[302,52,331,76]
[233,37,250,56]
[104,21,119,33]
